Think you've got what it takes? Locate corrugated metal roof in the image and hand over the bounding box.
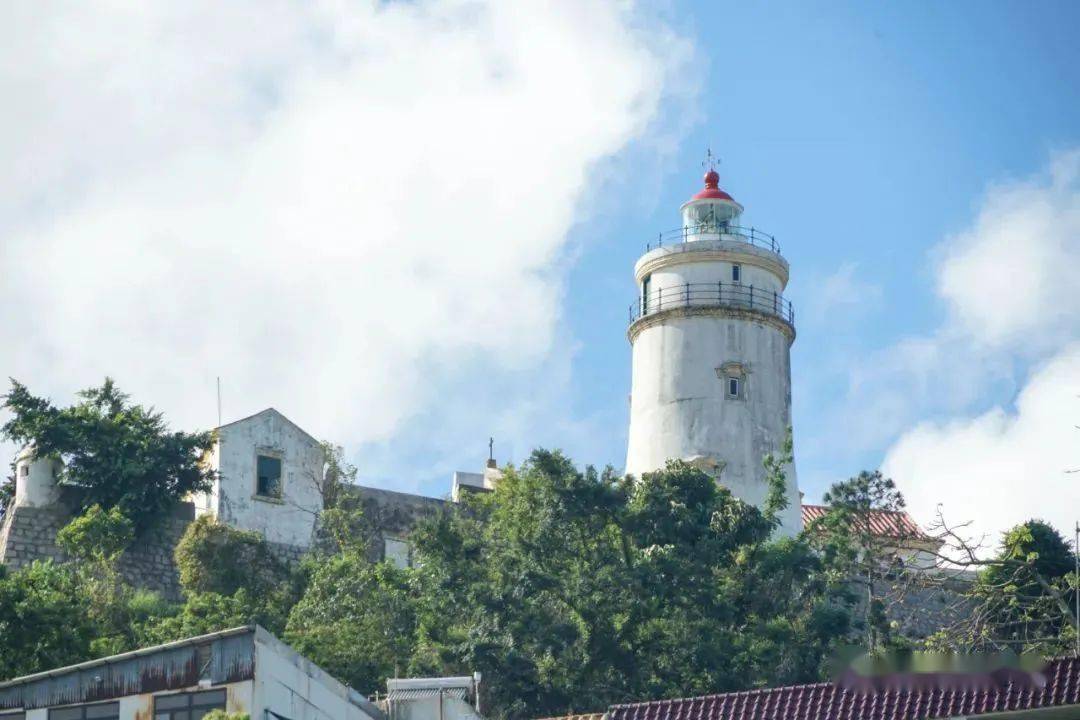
[608,657,1080,720]
[0,626,256,710]
[801,505,932,541]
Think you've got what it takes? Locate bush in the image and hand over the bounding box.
[56,505,135,561]
[174,515,288,597]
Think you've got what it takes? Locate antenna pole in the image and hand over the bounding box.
[216,377,222,428]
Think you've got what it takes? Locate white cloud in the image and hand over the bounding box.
[0,2,690,476]
[870,149,1080,540]
[882,342,1080,545]
[936,149,1080,351]
[800,261,883,326]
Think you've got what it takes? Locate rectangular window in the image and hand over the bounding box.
[154,689,227,720]
[727,376,741,399]
[256,454,283,498]
[641,274,652,314]
[731,264,741,283]
[48,703,119,720]
[384,537,411,568]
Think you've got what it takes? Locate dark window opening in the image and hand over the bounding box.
[642,274,652,313]
[732,264,741,283]
[257,454,283,498]
[154,689,227,720]
[48,703,119,720]
[727,377,741,399]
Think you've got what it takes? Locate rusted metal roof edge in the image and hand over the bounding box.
[0,625,255,690]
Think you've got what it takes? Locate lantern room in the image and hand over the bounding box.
[679,169,744,237]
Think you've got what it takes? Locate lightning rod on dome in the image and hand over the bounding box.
[702,146,720,173]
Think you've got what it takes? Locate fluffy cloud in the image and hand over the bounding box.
[937,149,1080,350]
[0,2,689,477]
[877,150,1080,541]
[882,343,1080,546]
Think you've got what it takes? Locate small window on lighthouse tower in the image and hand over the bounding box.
[727,376,741,399]
[732,264,742,283]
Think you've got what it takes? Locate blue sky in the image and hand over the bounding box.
[3,1,1078,539]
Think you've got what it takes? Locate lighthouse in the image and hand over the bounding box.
[625,163,802,536]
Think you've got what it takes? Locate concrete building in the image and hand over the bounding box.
[195,408,326,553]
[0,626,486,720]
[0,626,384,720]
[625,166,802,535]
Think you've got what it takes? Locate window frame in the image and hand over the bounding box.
[727,376,741,399]
[47,702,119,720]
[254,449,285,500]
[153,688,228,720]
[731,263,742,283]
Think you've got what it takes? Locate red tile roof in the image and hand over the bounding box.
[801,505,933,542]
[608,657,1080,720]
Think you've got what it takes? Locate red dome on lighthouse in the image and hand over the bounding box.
[692,169,734,201]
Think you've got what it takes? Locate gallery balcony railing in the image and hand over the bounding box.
[629,282,795,326]
[645,225,781,254]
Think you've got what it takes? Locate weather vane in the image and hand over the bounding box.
[702,146,720,172]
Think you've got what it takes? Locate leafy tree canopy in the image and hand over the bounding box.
[1,378,216,532]
[286,445,850,718]
[0,561,96,679]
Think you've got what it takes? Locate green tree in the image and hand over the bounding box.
[174,515,288,597]
[286,554,416,693]
[805,471,918,652]
[0,561,96,680]
[56,505,135,563]
[289,443,848,718]
[161,515,303,638]
[967,520,1077,654]
[1,378,216,532]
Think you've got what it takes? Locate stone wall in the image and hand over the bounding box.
[0,484,450,598]
[349,485,448,563]
[0,502,195,602]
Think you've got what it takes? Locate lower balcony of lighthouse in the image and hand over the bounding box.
[627,282,795,341]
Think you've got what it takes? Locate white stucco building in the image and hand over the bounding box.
[624,167,802,535]
[195,408,326,549]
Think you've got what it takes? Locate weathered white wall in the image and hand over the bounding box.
[206,409,325,548]
[13,449,61,509]
[626,238,801,536]
[252,628,378,720]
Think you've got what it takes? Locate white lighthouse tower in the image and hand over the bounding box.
[625,162,802,535]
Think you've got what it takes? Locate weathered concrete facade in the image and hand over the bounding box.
[625,170,802,535]
[196,408,326,549]
[0,626,384,720]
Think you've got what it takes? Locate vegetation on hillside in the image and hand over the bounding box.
[1,379,1077,717]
